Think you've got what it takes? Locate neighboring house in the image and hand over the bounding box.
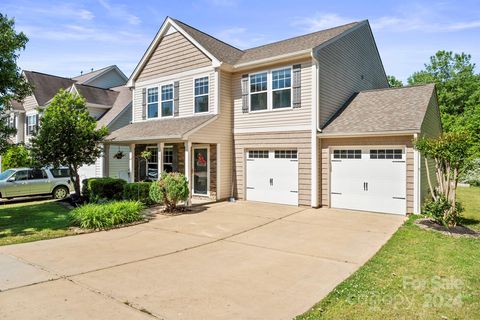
[2,65,133,182]
[102,17,441,215]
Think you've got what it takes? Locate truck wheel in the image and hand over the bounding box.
[52,186,69,199]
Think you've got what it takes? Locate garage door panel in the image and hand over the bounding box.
[330,147,406,215]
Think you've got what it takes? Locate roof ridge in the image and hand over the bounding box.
[172,18,244,53]
[244,21,361,51]
[359,83,435,94]
[24,70,74,81]
[73,65,114,78]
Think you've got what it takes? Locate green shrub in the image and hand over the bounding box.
[423,196,463,227]
[70,200,145,229]
[124,182,152,204]
[1,144,33,170]
[82,177,127,202]
[149,172,189,211]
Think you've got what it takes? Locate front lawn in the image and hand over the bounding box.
[298,186,480,320]
[0,200,73,246]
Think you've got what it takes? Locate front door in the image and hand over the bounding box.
[193,147,208,195]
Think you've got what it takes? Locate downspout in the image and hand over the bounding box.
[310,50,320,207]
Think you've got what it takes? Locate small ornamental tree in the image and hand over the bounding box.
[30,89,108,198]
[149,172,189,212]
[414,132,472,227]
[1,144,33,170]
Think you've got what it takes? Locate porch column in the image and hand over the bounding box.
[129,143,135,183]
[216,143,221,201]
[103,144,110,178]
[184,141,192,206]
[157,142,164,180]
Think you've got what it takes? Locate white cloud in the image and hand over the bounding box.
[98,0,141,25]
[214,27,268,49]
[206,0,238,7]
[291,13,354,32]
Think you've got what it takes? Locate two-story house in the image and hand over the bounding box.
[105,17,442,215]
[3,65,133,181]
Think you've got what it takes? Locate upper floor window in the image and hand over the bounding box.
[194,77,209,113]
[8,114,16,129]
[161,84,174,117]
[26,114,37,136]
[147,87,159,118]
[249,67,292,112]
[250,72,268,111]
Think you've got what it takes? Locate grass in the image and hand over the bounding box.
[0,200,73,246]
[70,200,145,230]
[297,186,480,320]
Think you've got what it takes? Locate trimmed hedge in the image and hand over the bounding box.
[82,177,127,202]
[123,182,152,204]
[70,200,145,229]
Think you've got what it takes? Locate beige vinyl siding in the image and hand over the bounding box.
[22,95,38,113]
[233,59,313,131]
[419,93,442,207]
[318,23,388,128]
[15,113,25,144]
[85,70,126,89]
[108,104,132,132]
[108,145,130,180]
[190,71,233,200]
[133,71,215,122]
[137,31,212,83]
[234,131,311,206]
[320,135,415,213]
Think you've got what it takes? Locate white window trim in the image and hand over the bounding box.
[163,146,174,171]
[146,86,159,120]
[248,65,293,113]
[193,75,210,115]
[160,83,175,118]
[192,144,210,197]
[26,113,38,136]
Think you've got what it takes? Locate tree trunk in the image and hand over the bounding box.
[424,157,437,201]
[69,165,81,199]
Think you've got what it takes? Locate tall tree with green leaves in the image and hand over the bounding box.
[30,90,109,198]
[0,13,32,154]
[387,75,403,88]
[408,50,480,156]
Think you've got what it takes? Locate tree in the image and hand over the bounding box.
[1,144,33,170]
[414,133,472,227]
[0,14,32,154]
[387,75,403,88]
[30,90,108,198]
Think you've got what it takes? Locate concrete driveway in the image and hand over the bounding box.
[0,201,404,320]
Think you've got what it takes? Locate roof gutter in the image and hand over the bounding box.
[317,130,420,138]
[232,50,311,71]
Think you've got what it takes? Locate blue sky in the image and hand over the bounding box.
[3,0,480,82]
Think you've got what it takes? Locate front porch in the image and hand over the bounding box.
[105,141,218,203]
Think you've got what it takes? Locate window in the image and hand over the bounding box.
[147,87,158,118]
[370,149,403,159]
[12,170,28,181]
[163,147,174,173]
[248,150,269,159]
[250,72,268,111]
[8,115,16,129]
[161,84,173,117]
[275,150,297,159]
[194,77,209,113]
[27,114,37,136]
[29,169,47,180]
[333,150,362,159]
[50,168,70,178]
[146,147,158,180]
[272,68,291,109]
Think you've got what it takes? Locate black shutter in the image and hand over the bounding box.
[142,88,146,120]
[35,114,39,134]
[292,64,301,108]
[241,74,249,113]
[174,81,180,117]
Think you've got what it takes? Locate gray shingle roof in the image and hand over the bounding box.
[73,84,119,106]
[10,100,24,111]
[23,71,75,105]
[97,86,132,128]
[321,84,436,135]
[72,65,114,84]
[173,18,360,65]
[107,115,216,143]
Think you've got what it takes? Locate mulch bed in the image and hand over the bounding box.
[415,218,480,238]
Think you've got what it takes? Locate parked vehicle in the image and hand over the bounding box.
[0,167,72,200]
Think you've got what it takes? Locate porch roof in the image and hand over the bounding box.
[106,114,217,143]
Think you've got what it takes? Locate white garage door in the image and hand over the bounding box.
[330,148,406,215]
[246,150,298,206]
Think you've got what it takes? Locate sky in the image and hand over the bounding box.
[2,0,480,83]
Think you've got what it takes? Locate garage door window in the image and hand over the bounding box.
[370,149,403,159]
[248,150,269,159]
[333,150,361,159]
[274,150,297,159]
